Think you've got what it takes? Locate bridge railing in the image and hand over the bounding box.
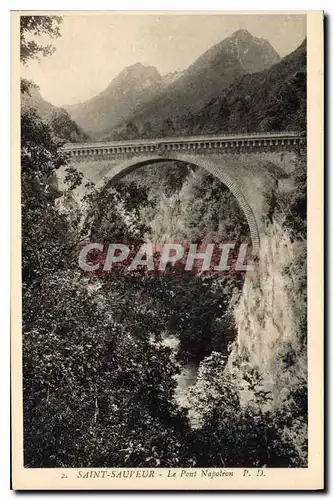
[64,131,306,151]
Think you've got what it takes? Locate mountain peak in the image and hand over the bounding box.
[116,62,161,81]
[230,29,253,39]
[65,62,163,138]
[221,29,281,73]
[130,62,144,69]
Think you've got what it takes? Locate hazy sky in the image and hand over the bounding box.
[21,14,306,106]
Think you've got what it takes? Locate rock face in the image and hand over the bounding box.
[162,70,184,86]
[226,221,307,411]
[64,63,164,139]
[222,29,281,73]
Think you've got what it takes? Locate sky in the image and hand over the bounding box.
[21,13,306,107]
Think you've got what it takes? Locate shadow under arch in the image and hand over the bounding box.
[96,155,260,254]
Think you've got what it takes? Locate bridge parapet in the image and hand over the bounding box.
[64,132,305,160]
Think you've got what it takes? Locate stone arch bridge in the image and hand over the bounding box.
[64,132,305,254]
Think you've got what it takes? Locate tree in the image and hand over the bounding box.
[280,149,307,239]
[20,14,195,469]
[125,121,139,139]
[21,108,75,283]
[20,15,62,65]
[48,108,89,142]
[188,354,305,467]
[23,265,193,467]
[160,118,175,137]
[142,120,153,138]
[21,116,195,466]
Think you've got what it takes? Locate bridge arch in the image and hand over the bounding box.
[96,155,260,254]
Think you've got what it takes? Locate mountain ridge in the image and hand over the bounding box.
[105,29,281,140]
[63,29,281,140]
[179,38,306,135]
[24,30,305,142]
[107,37,306,139]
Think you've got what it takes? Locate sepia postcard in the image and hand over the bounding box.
[11,10,323,490]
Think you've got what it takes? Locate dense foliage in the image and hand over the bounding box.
[21,80,89,142]
[21,16,62,65]
[22,104,194,467]
[22,115,307,466]
[180,41,306,135]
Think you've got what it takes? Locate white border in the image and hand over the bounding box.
[3,2,330,498]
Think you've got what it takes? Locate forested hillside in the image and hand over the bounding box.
[108,38,305,140]
[180,39,306,135]
[22,81,89,142]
